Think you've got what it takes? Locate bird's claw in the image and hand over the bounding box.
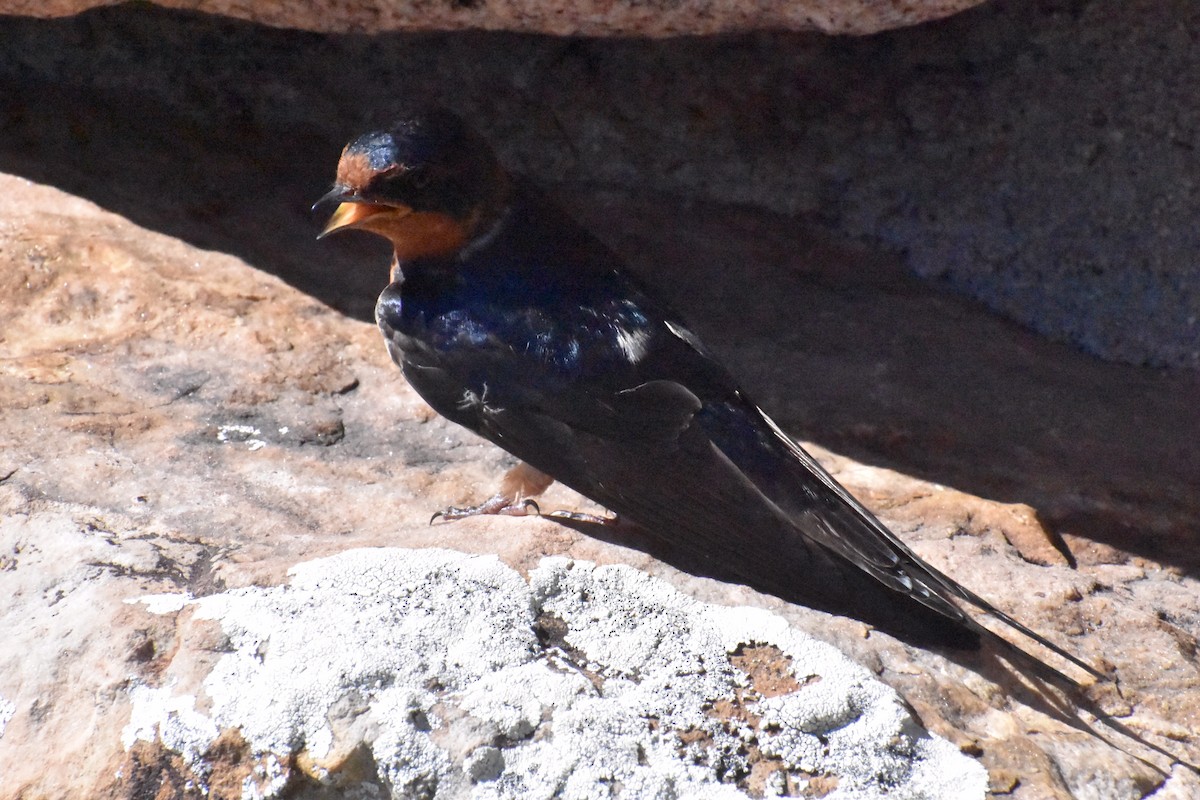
[430,496,541,524]
[427,499,612,526]
[546,509,615,526]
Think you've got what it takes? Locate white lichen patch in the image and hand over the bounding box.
[124,548,986,799]
[126,592,193,614]
[123,685,218,766]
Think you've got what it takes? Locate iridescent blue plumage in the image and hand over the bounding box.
[327,108,1109,688]
[377,188,696,404]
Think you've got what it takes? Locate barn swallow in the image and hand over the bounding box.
[314,108,1103,683]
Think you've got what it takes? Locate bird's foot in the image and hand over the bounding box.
[430,495,541,524]
[547,509,617,526]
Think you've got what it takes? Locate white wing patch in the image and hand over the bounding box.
[614,327,652,363]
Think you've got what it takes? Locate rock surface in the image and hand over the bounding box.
[1,160,1198,798]
[0,3,1197,368]
[0,0,982,36]
[2,4,1200,796]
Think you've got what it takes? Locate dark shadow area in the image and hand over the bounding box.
[591,192,1200,576]
[0,5,1196,574]
[548,513,983,651]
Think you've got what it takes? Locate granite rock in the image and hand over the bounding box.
[1,166,1197,798]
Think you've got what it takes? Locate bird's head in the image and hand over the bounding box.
[315,108,506,260]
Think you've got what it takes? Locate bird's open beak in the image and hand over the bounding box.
[314,187,414,239]
[318,201,385,239]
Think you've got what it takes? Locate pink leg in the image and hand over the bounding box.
[430,463,619,526]
[431,462,554,523]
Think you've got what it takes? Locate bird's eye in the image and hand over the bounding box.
[411,170,431,189]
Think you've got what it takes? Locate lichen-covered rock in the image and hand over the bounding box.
[122,549,987,798]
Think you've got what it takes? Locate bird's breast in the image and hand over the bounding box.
[376,262,672,403]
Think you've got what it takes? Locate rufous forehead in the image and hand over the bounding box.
[336,151,387,192]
